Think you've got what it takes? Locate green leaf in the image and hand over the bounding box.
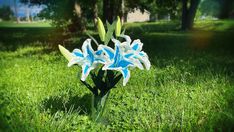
[106,21,111,29]
[104,20,117,45]
[110,74,122,88]
[80,80,95,94]
[121,28,126,36]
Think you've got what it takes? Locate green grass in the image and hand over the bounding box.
[124,19,234,32]
[0,20,234,131]
[0,21,51,28]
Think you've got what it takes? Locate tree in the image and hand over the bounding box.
[199,0,234,19]
[103,0,112,22]
[151,0,181,20]
[103,0,122,23]
[20,0,96,32]
[218,0,234,19]
[154,0,201,30]
[13,0,20,23]
[92,0,98,27]
[199,0,221,17]
[20,0,33,22]
[0,6,14,21]
[181,0,201,30]
[102,0,152,23]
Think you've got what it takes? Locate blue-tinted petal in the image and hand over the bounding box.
[84,65,89,74]
[113,45,121,64]
[124,53,134,58]
[95,58,105,63]
[100,45,115,60]
[72,49,83,58]
[95,50,103,55]
[132,44,139,51]
[82,39,91,56]
[86,45,95,63]
[131,39,143,51]
[81,64,92,81]
[120,68,130,86]
[74,52,83,57]
[139,52,145,56]
[118,59,133,68]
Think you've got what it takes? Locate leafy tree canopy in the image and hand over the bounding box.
[0,6,14,21]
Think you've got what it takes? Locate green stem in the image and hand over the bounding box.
[91,90,110,122]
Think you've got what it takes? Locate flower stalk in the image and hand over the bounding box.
[58,16,151,122]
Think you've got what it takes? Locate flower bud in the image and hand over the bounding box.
[58,45,73,61]
[115,16,121,37]
[97,17,106,42]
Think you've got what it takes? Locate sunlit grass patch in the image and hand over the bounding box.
[0,21,52,28]
[0,20,234,131]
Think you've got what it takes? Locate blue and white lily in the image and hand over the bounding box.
[100,39,142,86]
[59,35,150,86]
[68,39,106,81]
[119,35,151,70]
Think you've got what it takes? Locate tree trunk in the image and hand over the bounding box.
[219,0,233,19]
[120,0,125,23]
[92,0,98,28]
[70,17,86,32]
[69,2,86,33]
[13,0,19,23]
[188,0,200,28]
[181,0,200,30]
[26,0,31,22]
[103,0,114,22]
[181,0,188,30]
[103,0,124,23]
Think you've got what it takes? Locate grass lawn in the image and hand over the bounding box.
[0,20,234,131]
[0,21,51,28]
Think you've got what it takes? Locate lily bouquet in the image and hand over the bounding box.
[59,17,151,122]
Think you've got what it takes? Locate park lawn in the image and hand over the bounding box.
[0,21,51,28]
[0,20,234,131]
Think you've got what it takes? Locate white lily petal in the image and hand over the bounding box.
[68,58,82,67]
[81,64,94,81]
[138,56,151,70]
[72,49,83,58]
[131,39,143,52]
[120,35,131,44]
[99,44,115,60]
[131,58,144,70]
[111,38,121,45]
[82,39,92,56]
[120,68,130,86]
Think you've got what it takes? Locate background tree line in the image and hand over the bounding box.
[1,0,233,31]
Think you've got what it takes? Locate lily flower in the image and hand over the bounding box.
[119,35,151,70]
[68,39,106,81]
[100,39,139,86]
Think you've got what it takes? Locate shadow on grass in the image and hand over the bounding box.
[41,94,92,115]
[124,21,181,34]
[0,27,87,52]
[201,93,234,131]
